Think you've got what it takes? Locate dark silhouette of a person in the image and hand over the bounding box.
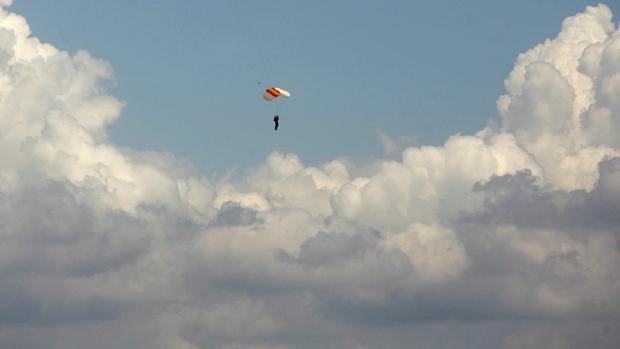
[274,114,279,130]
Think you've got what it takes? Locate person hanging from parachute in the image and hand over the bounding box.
[273,114,279,130]
[262,86,290,131]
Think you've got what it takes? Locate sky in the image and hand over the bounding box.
[0,1,620,349]
[9,0,620,175]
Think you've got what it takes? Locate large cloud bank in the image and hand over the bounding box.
[0,3,619,349]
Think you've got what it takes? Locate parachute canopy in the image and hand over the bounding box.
[263,87,291,101]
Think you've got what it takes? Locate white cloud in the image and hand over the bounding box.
[383,223,467,282]
[498,4,619,190]
[0,3,619,349]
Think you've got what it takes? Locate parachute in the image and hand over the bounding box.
[263,87,291,101]
[262,86,290,130]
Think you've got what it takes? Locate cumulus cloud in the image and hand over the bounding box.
[498,5,620,190]
[0,3,619,349]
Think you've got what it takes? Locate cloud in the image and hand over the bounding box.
[498,5,620,190]
[0,3,619,349]
[377,130,419,156]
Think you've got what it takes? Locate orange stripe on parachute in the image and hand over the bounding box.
[266,88,280,97]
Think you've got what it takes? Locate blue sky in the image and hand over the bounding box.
[10,0,620,175]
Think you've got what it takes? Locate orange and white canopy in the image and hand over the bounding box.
[263,87,291,101]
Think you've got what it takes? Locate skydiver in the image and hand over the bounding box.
[274,114,279,130]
